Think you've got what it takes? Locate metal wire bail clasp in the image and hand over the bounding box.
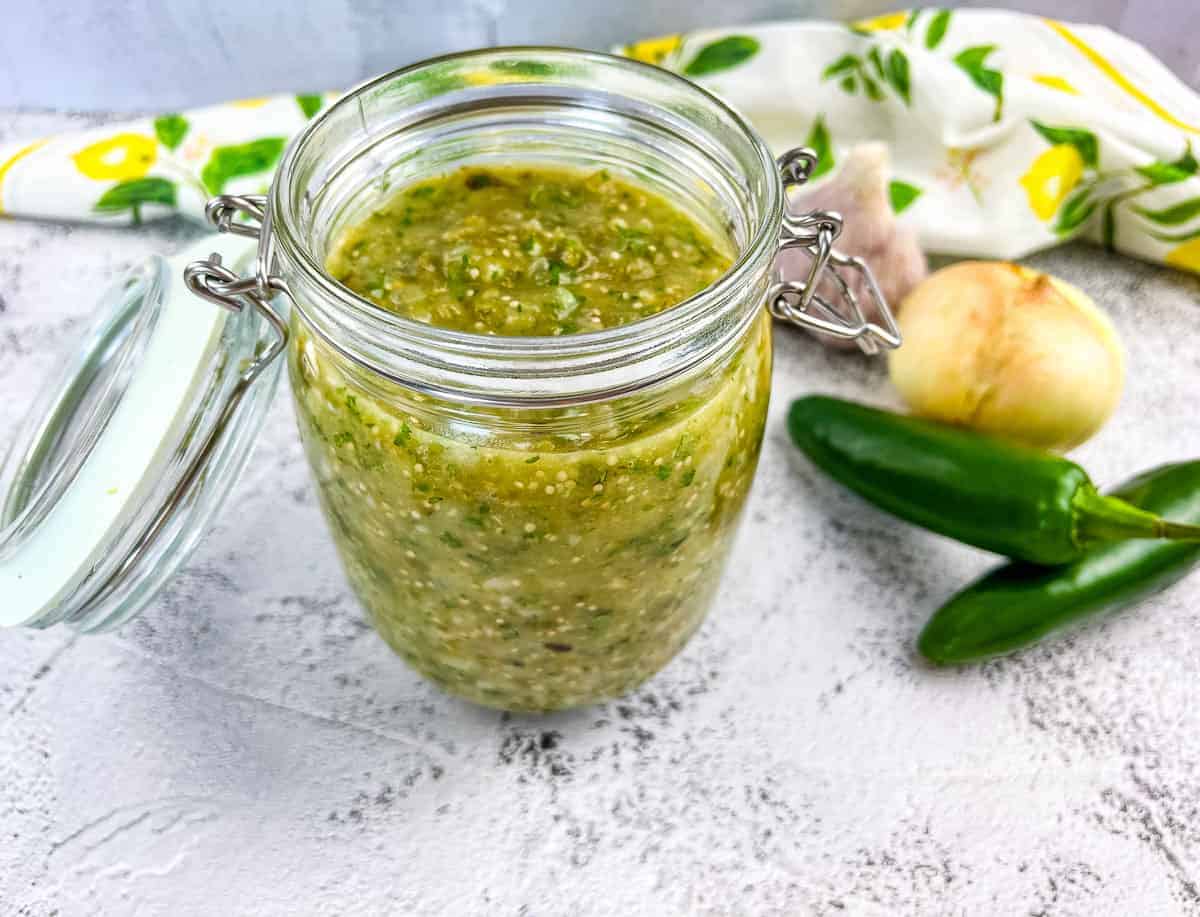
[184,194,289,384]
[770,148,901,355]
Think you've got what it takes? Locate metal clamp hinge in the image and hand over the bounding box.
[770,147,901,355]
[184,194,290,384]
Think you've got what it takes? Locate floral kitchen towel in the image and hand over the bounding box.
[0,95,336,226]
[624,11,1200,272]
[2,10,1199,272]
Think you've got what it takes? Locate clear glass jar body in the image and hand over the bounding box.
[289,313,771,710]
[269,49,782,711]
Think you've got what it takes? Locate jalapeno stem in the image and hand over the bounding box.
[1073,485,1200,546]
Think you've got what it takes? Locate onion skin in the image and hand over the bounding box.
[887,261,1124,452]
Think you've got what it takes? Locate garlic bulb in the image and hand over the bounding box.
[782,143,927,347]
[888,261,1124,451]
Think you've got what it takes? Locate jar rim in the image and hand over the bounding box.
[268,47,782,405]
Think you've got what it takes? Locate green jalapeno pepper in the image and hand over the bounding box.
[786,396,1200,565]
[917,460,1200,664]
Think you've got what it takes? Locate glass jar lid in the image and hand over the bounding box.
[0,235,286,632]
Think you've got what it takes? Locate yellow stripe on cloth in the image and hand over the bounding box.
[0,140,47,214]
[1044,19,1200,134]
[1032,74,1080,95]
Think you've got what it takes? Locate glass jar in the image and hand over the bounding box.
[268,49,781,711]
[1,47,898,711]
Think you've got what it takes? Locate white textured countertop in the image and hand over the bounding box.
[4,110,1200,916]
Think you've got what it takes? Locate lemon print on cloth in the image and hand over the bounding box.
[1021,144,1084,220]
[72,133,157,181]
[1165,238,1200,272]
[0,140,47,214]
[852,11,909,32]
[624,35,682,66]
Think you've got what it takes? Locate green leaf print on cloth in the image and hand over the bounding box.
[683,36,760,77]
[1134,197,1200,226]
[1030,120,1099,167]
[296,94,324,119]
[885,49,911,104]
[93,176,176,224]
[924,10,952,50]
[824,18,1004,119]
[1147,224,1200,243]
[822,45,909,105]
[200,138,286,194]
[953,45,1004,121]
[153,114,189,151]
[1054,186,1098,234]
[1135,147,1198,186]
[888,180,922,213]
[804,116,834,180]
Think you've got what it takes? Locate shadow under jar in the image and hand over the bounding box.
[269,49,781,711]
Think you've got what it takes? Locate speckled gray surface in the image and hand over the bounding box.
[3,109,1200,917]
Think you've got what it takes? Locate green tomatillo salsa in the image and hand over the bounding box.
[326,165,731,335]
[290,164,771,711]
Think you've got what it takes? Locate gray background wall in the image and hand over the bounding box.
[2,0,1197,111]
